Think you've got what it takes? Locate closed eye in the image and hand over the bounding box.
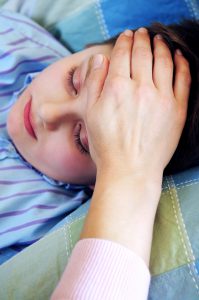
[67,67,78,95]
[74,123,89,156]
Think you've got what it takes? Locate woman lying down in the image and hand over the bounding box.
[7,20,199,185]
[1,10,199,299]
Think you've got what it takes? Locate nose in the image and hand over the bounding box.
[38,101,78,130]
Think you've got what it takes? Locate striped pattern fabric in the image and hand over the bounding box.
[0,10,91,265]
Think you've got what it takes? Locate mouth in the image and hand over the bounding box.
[24,99,37,139]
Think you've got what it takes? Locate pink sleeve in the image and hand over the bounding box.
[51,238,151,300]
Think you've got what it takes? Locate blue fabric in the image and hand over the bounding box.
[101,0,194,37]
[51,0,199,51]
[0,9,92,265]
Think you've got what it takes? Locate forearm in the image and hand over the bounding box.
[80,169,163,266]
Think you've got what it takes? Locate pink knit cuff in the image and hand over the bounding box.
[51,238,151,300]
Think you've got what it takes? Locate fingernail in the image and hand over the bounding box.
[155,34,163,40]
[123,29,133,37]
[137,27,147,33]
[93,54,104,69]
[176,49,182,55]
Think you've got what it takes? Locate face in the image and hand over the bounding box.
[7,44,113,185]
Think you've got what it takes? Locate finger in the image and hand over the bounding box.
[107,30,133,80]
[173,49,191,107]
[153,34,173,93]
[131,27,153,83]
[85,54,109,102]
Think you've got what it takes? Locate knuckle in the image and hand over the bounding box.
[179,68,191,86]
[108,76,128,92]
[133,46,152,60]
[113,46,129,58]
[137,83,154,99]
[156,54,173,69]
[178,60,191,86]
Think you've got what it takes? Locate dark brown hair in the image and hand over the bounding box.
[108,20,199,176]
[148,20,199,176]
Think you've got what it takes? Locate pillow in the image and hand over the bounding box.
[44,0,199,51]
[0,166,199,299]
[0,9,91,264]
[2,0,199,51]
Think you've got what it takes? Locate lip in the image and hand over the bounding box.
[24,99,37,139]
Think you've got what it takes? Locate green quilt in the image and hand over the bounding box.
[0,167,199,299]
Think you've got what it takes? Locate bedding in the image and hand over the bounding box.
[0,9,92,265]
[0,165,199,299]
[2,0,199,51]
[0,0,198,299]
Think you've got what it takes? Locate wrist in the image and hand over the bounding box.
[82,167,162,266]
[96,165,163,192]
[95,174,162,210]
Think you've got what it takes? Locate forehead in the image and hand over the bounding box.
[32,44,109,82]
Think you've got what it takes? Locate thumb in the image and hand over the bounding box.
[85,54,109,102]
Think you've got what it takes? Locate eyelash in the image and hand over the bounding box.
[74,124,89,156]
[68,69,89,156]
[67,67,77,95]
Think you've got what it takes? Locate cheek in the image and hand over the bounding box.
[64,154,87,172]
[41,141,96,183]
[62,154,96,184]
[57,150,94,176]
[7,103,22,141]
